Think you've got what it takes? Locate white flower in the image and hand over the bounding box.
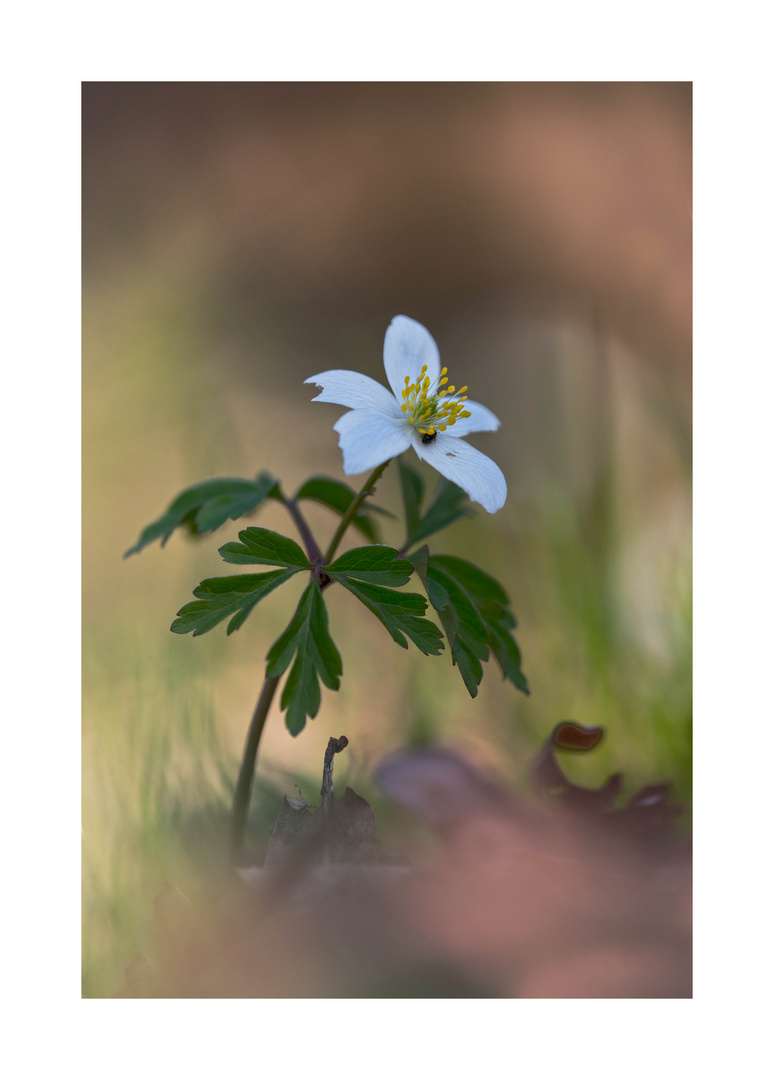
[305,315,507,513]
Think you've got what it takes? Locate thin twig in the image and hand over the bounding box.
[320,735,349,859]
[321,735,349,810]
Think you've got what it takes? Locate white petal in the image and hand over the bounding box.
[333,409,412,475]
[443,400,500,437]
[383,315,441,400]
[413,432,507,513]
[305,370,402,418]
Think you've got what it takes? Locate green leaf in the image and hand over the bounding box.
[407,545,451,613]
[487,619,529,694]
[334,578,444,656]
[398,461,474,547]
[430,555,511,611]
[411,480,475,545]
[324,544,442,654]
[266,582,343,736]
[409,550,529,697]
[219,527,311,569]
[171,569,300,637]
[294,475,393,542]
[124,472,280,556]
[325,545,414,587]
[424,562,489,694]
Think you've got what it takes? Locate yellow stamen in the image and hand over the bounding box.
[400,362,475,434]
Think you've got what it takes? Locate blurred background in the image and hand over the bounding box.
[82,82,691,997]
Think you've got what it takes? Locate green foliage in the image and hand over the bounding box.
[294,475,392,542]
[338,579,445,655]
[171,569,301,637]
[325,545,413,587]
[409,548,528,697]
[266,582,343,735]
[219,527,311,569]
[133,456,528,741]
[124,472,279,556]
[326,545,444,655]
[170,527,311,638]
[398,460,474,548]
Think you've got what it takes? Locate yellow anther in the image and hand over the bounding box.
[400,363,474,430]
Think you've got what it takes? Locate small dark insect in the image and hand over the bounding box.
[421,432,437,445]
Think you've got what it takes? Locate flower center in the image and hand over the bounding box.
[400,365,472,436]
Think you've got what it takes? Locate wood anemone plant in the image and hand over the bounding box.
[126,317,528,865]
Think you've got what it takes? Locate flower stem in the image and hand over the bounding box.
[324,460,391,564]
[229,673,280,867]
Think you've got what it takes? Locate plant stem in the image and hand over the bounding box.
[281,494,323,564]
[230,673,280,867]
[324,460,391,563]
